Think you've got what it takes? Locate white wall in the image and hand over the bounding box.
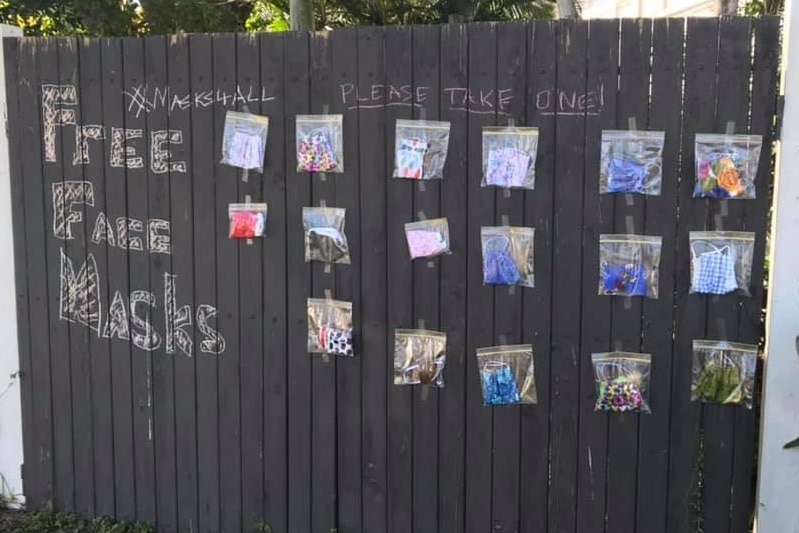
[0,23,24,508]
[581,0,718,18]
[756,0,799,530]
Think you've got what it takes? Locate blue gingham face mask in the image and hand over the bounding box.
[692,246,738,295]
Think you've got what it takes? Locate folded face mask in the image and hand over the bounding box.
[480,361,521,405]
[228,131,265,170]
[406,229,447,259]
[307,227,348,263]
[601,262,648,296]
[229,211,266,239]
[486,147,531,188]
[319,326,353,357]
[607,157,647,194]
[483,241,522,285]
[298,128,339,172]
[396,138,428,179]
[692,249,738,295]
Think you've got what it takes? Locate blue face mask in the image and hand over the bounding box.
[480,361,521,405]
[601,262,648,296]
[483,236,522,285]
[692,247,738,295]
[607,157,647,193]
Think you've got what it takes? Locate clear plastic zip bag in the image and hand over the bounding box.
[694,133,763,199]
[307,298,354,357]
[592,352,652,414]
[296,114,344,173]
[599,130,665,195]
[228,203,267,239]
[481,226,535,288]
[691,340,757,408]
[393,119,451,180]
[404,218,451,259]
[598,234,663,299]
[476,344,537,406]
[220,111,270,172]
[303,207,350,264]
[393,329,447,387]
[689,231,755,297]
[481,126,539,189]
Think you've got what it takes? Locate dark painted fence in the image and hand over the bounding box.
[3,17,779,533]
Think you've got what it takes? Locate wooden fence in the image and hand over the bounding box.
[2,17,780,533]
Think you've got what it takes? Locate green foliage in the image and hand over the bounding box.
[743,0,784,15]
[0,0,141,36]
[0,508,156,533]
[253,520,274,533]
[245,0,289,32]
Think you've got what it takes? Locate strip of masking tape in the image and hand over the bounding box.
[720,200,728,217]
[502,215,510,226]
[504,188,512,198]
[499,335,508,345]
[717,318,727,339]
[320,172,327,182]
[320,199,326,208]
[418,318,426,330]
[418,211,427,221]
[625,193,634,206]
[507,117,516,128]
[626,215,635,234]
[614,340,624,351]
[508,285,516,295]
[418,180,426,192]
[324,289,332,299]
[324,264,332,274]
[624,297,632,309]
[714,214,723,231]
[628,116,637,131]
[242,168,249,183]
[726,120,735,135]
[421,384,430,401]
[245,194,253,246]
[427,260,435,269]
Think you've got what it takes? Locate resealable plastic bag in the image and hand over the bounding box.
[481,126,539,189]
[691,340,757,408]
[404,218,451,259]
[296,114,344,173]
[228,203,267,239]
[303,207,350,264]
[598,234,663,299]
[307,298,354,357]
[393,329,447,387]
[481,226,535,288]
[592,352,652,414]
[694,133,763,199]
[599,129,665,195]
[220,111,270,172]
[476,344,537,406]
[393,119,451,180]
[689,231,755,297]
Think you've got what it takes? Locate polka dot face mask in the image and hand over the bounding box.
[691,340,757,409]
[476,344,537,406]
[296,114,344,173]
[592,352,652,414]
[307,298,354,358]
[599,130,665,196]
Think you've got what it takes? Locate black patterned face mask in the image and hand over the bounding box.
[320,327,353,357]
[306,227,349,263]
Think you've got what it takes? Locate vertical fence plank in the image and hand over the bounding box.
[284,30,312,533]
[356,25,388,533]
[491,21,526,533]
[574,18,617,533]
[166,34,199,533]
[187,33,221,533]
[410,23,441,533]
[520,21,554,533]
[259,30,288,533]
[385,24,414,533]
[667,18,720,533]
[331,26,362,533]
[235,33,266,533]
[701,17,753,533]
[605,18,648,533]
[732,15,780,533]
[464,21,496,533]
[549,19,588,533]
[637,18,685,533]
[438,22,468,533]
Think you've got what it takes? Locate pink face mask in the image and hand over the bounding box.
[406,229,448,259]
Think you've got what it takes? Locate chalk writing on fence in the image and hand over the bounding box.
[340,83,514,116]
[123,84,277,118]
[535,83,605,116]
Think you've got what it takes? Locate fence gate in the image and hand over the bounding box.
[3,17,780,533]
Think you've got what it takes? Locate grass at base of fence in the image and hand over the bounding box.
[0,508,156,533]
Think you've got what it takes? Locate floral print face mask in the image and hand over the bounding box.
[694,133,762,199]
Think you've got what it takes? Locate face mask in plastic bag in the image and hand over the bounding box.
[307,298,354,357]
[220,111,269,172]
[592,352,652,414]
[689,231,755,297]
[296,114,344,173]
[404,218,451,259]
[481,226,535,288]
[691,340,757,408]
[393,119,451,180]
[476,344,537,406]
[599,130,664,195]
[694,133,762,199]
[228,203,267,239]
[393,329,446,387]
[599,234,662,299]
[481,127,538,189]
[303,207,350,264]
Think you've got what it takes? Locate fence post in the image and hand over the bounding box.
[757,3,799,531]
[0,23,23,508]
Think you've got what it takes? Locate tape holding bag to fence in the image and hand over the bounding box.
[476,344,537,406]
[689,231,755,297]
[393,119,451,180]
[599,129,665,196]
[592,352,652,414]
[228,202,267,239]
[303,206,351,264]
[598,234,662,299]
[296,114,345,173]
[694,133,762,199]
[393,329,447,388]
[691,340,757,408]
[220,111,269,173]
[307,298,354,358]
[481,226,535,288]
[481,126,539,190]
